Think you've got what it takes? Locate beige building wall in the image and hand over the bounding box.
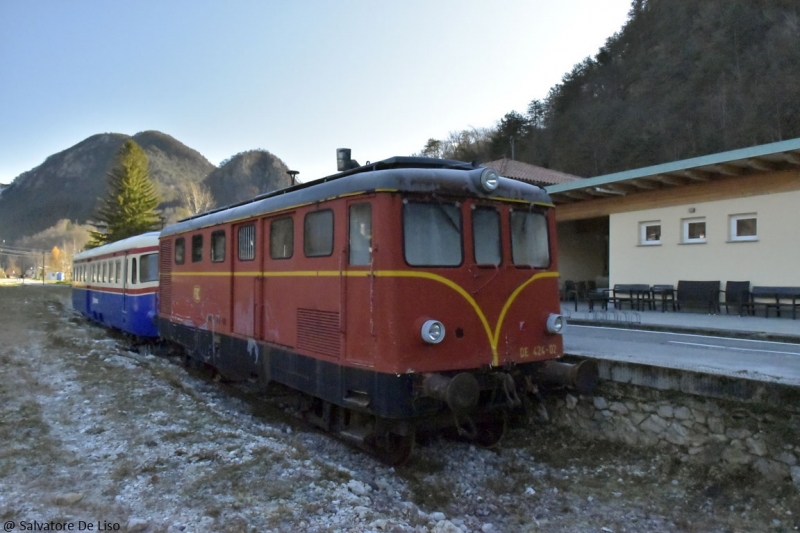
[609,189,800,287]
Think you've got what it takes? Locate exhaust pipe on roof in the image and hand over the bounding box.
[337,148,360,171]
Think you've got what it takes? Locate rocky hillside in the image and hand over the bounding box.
[204,150,292,207]
[0,131,215,243]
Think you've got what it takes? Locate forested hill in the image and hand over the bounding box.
[492,0,800,177]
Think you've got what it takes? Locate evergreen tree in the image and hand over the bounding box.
[88,140,161,247]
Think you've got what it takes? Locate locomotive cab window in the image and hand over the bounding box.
[349,203,372,266]
[403,201,462,267]
[191,235,203,263]
[304,210,333,257]
[211,231,226,263]
[140,253,159,282]
[270,218,293,259]
[175,238,185,264]
[510,209,550,268]
[472,206,501,266]
[238,225,256,261]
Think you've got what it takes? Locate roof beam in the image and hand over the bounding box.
[629,178,661,190]
[782,153,800,166]
[745,158,779,172]
[680,169,712,181]
[562,190,595,201]
[706,163,744,176]
[653,173,691,186]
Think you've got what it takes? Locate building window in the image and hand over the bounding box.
[211,230,226,262]
[730,213,757,242]
[270,218,294,259]
[238,225,256,261]
[639,221,661,245]
[175,238,185,265]
[682,217,706,243]
[192,234,203,263]
[304,210,334,257]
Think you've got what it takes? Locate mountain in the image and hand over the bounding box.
[0,131,215,244]
[487,0,800,177]
[204,150,292,207]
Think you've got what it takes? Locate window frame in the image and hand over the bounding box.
[509,208,551,269]
[729,213,758,242]
[238,224,256,261]
[402,200,464,268]
[682,217,707,244]
[211,230,226,263]
[348,203,373,266]
[303,210,334,258]
[191,234,203,263]
[270,217,294,260]
[175,238,185,265]
[639,221,661,246]
[472,205,502,266]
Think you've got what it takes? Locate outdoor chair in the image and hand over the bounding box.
[718,281,752,315]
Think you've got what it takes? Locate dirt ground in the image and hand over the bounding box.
[1,284,798,532]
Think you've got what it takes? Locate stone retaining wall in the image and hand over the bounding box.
[546,379,800,487]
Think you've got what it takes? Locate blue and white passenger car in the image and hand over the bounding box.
[72,232,160,337]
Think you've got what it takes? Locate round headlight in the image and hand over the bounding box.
[480,168,500,192]
[546,313,566,334]
[421,319,446,344]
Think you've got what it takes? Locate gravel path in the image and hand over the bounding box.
[1,285,797,532]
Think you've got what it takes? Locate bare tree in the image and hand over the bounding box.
[180,181,216,216]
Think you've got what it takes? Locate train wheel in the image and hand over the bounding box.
[474,415,507,448]
[374,432,415,466]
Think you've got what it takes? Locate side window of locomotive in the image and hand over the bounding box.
[131,258,138,284]
[270,218,293,259]
[238,224,256,261]
[349,203,372,266]
[140,253,159,282]
[473,207,501,266]
[175,238,185,265]
[304,210,333,257]
[510,210,550,268]
[211,231,226,263]
[191,235,203,263]
[403,201,462,267]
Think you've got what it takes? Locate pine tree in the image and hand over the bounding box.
[88,140,161,247]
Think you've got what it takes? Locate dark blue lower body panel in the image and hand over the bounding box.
[72,288,159,338]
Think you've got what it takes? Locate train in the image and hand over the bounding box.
[72,152,597,464]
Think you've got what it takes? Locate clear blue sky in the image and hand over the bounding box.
[0,0,632,184]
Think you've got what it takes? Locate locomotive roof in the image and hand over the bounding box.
[161,157,554,237]
[74,232,160,261]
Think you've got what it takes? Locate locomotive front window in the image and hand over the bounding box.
[140,253,159,283]
[510,210,550,268]
[304,210,333,257]
[403,201,462,267]
[472,207,501,266]
[238,225,256,261]
[349,203,372,266]
[191,235,203,263]
[211,231,226,263]
[270,218,293,259]
[175,238,185,265]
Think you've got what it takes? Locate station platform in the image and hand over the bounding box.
[562,302,800,343]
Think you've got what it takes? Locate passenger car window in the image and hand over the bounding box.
[304,210,333,257]
[349,203,372,266]
[140,253,159,282]
[510,210,550,268]
[403,201,462,267]
[270,218,293,259]
[473,207,501,266]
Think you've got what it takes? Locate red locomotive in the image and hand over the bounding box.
[158,152,596,463]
